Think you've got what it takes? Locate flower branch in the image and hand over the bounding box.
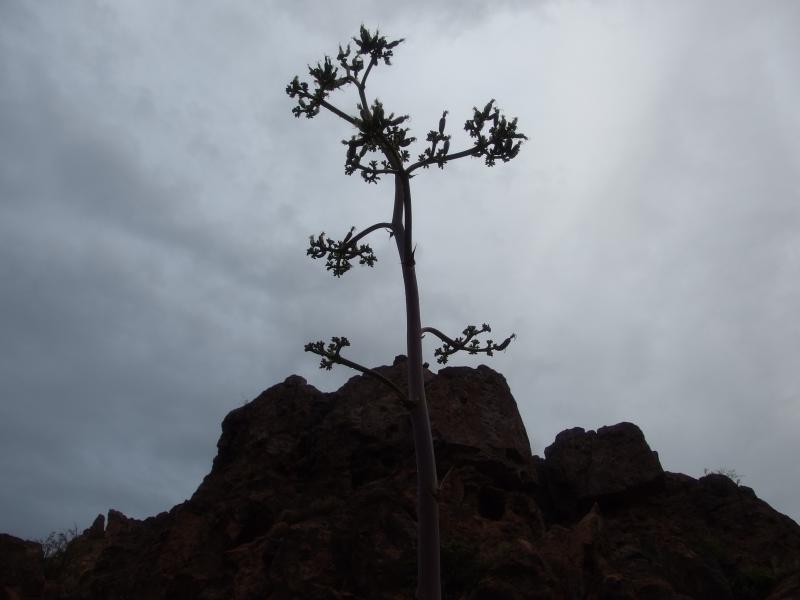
[421,323,515,364]
[306,223,393,277]
[305,336,412,408]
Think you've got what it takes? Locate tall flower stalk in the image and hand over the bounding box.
[287,26,525,600]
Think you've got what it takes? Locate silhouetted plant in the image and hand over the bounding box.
[38,524,78,561]
[287,26,525,600]
[38,524,79,577]
[704,467,743,486]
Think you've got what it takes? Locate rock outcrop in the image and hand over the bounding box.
[542,422,665,519]
[3,359,799,599]
[0,534,44,600]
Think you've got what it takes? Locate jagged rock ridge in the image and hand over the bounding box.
[2,359,799,599]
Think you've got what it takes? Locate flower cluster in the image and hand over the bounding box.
[304,336,350,370]
[306,228,377,277]
[464,99,527,166]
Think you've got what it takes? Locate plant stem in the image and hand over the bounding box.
[394,173,441,600]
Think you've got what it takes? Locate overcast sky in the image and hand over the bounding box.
[1,1,798,540]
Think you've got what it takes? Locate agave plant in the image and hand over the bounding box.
[287,26,526,600]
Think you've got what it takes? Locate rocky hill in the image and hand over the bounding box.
[2,358,799,599]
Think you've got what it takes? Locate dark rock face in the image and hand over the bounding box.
[543,422,665,518]
[2,362,799,599]
[0,533,44,599]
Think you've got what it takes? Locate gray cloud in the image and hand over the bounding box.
[1,1,798,539]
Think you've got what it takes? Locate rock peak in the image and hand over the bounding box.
[2,365,799,599]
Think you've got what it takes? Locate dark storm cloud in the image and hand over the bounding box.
[1,1,799,539]
[497,1,800,518]
[274,0,542,33]
[0,3,306,536]
[0,1,423,538]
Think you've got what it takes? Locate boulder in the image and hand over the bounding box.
[543,422,664,517]
[83,514,105,540]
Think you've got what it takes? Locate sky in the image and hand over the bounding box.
[1,1,798,540]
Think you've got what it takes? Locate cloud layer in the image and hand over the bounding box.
[1,1,798,538]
